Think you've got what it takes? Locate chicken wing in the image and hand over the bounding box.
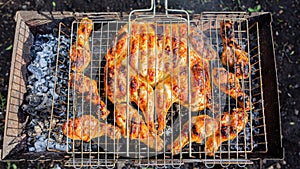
[212,68,252,111]
[69,17,93,72]
[69,73,110,119]
[62,115,121,142]
[115,103,164,152]
[205,108,248,156]
[220,20,250,79]
[170,115,219,155]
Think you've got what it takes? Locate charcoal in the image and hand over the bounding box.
[27,130,34,138]
[34,137,47,152]
[26,94,42,107]
[34,125,42,136]
[33,93,49,110]
[38,57,48,68]
[21,33,71,153]
[33,80,48,93]
[28,147,36,152]
[55,143,69,151]
[27,64,43,80]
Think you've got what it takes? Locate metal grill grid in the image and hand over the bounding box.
[48,12,267,168]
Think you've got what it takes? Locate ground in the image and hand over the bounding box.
[0,0,299,168]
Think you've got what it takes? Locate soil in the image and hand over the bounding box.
[0,0,299,168]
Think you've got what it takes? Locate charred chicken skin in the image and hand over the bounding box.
[69,73,110,119]
[115,103,164,151]
[205,108,248,156]
[69,17,93,72]
[62,115,122,142]
[170,115,219,155]
[212,68,252,111]
[220,20,250,79]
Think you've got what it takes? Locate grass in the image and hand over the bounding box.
[6,162,17,169]
[248,4,261,12]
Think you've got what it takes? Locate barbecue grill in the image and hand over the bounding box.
[2,0,283,168]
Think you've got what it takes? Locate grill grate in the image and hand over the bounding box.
[47,8,267,168]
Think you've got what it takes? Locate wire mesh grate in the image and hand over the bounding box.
[48,11,267,168]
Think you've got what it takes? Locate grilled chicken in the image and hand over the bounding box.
[220,20,250,79]
[205,108,248,156]
[212,68,252,111]
[105,22,217,86]
[155,61,213,135]
[69,17,93,72]
[170,115,219,155]
[115,103,164,151]
[62,115,121,142]
[105,22,216,135]
[69,73,110,119]
[104,58,156,133]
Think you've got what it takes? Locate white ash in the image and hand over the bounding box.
[21,34,71,153]
[23,34,69,115]
[34,125,42,136]
[47,137,70,152]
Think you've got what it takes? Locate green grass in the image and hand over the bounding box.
[6,162,17,169]
[248,4,261,12]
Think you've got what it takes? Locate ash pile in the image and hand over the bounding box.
[20,34,71,153]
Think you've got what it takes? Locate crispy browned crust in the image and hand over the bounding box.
[204,108,248,156]
[220,20,250,79]
[62,115,121,142]
[69,17,93,72]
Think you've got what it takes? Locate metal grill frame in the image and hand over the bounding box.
[49,10,271,168]
[1,10,283,168]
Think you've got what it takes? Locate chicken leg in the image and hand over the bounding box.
[205,108,248,156]
[69,17,93,72]
[170,115,219,155]
[62,115,121,142]
[114,103,164,152]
